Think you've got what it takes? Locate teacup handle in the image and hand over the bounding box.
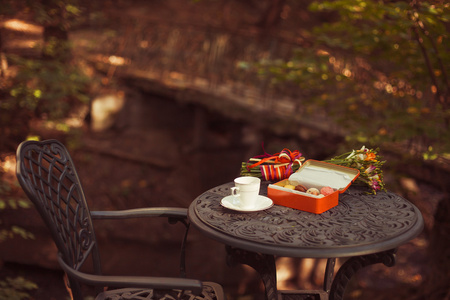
[231,187,240,197]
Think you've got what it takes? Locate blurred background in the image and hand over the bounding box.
[0,0,449,299]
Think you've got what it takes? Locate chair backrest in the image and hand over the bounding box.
[16,139,102,299]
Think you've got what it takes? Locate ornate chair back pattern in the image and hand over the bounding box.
[16,140,101,298]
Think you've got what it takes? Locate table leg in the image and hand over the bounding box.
[329,248,397,300]
[324,258,336,293]
[226,246,278,300]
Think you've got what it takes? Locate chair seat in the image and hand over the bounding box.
[96,282,225,300]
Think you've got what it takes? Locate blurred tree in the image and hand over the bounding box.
[256,0,287,31]
[302,2,449,298]
[0,1,91,295]
[251,0,449,156]
[0,0,91,151]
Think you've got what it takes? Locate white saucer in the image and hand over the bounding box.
[220,195,274,212]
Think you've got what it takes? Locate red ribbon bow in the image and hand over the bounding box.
[247,148,305,180]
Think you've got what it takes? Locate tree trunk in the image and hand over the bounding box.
[42,25,70,62]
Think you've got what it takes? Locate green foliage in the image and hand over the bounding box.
[251,1,450,155]
[6,53,90,120]
[0,178,35,243]
[0,53,90,149]
[0,174,37,297]
[0,0,87,249]
[1,1,89,298]
[0,0,85,28]
[0,227,35,243]
[31,0,83,27]
[0,0,92,148]
[0,277,38,300]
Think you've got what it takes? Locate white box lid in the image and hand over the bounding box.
[288,160,359,191]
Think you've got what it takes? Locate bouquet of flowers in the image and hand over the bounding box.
[240,148,305,181]
[325,146,386,194]
[240,145,386,194]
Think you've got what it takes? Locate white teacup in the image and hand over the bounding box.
[230,176,261,209]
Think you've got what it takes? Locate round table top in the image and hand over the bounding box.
[188,182,424,258]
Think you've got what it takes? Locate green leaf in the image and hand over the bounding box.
[17,200,32,209]
[7,199,17,209]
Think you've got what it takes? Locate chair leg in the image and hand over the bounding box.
[63,273,74,300]
[168,216,190,278]
[179,222,190,278]
[323,258,336,293]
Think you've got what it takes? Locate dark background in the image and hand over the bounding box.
[0,1,449,299]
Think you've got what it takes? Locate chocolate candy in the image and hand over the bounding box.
[295,184,307,192]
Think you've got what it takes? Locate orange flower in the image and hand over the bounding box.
[365,152,376,161]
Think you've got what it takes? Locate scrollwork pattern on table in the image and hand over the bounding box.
[193,183,420,249]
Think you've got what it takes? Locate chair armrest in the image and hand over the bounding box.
[90,207,188,221]
[89,207,190,277]
[57,255,203,295]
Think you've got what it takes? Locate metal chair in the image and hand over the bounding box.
[16,139,226,300]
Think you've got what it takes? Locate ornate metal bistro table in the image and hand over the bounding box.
[187,182,424,300]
